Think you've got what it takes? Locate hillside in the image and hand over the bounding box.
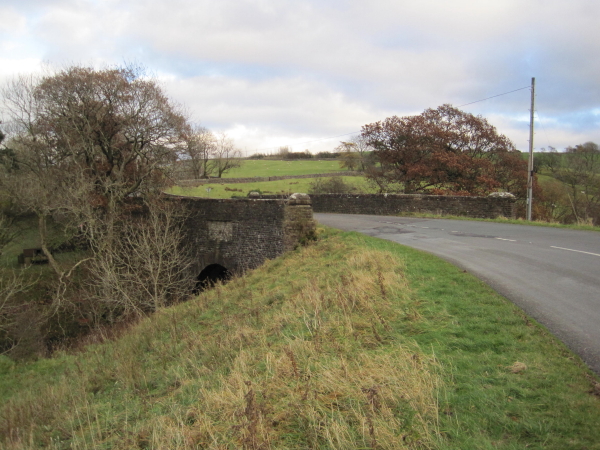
[1,227,599,449]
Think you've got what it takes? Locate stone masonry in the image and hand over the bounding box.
[256,193,516,219]
[167,191,512,283]
[167,194,316,280]
[308,193,516,219]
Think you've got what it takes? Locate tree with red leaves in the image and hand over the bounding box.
[361,104,527,196]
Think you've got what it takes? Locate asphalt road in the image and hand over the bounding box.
[315,213,600,375]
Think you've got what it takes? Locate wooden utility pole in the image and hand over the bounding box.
[527,77,535,221]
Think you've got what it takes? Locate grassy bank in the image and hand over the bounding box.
[1,228,599,449]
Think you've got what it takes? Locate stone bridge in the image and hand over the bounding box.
[166,191,513,289]
[168,193,315,289]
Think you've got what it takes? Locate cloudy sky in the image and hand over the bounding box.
[1,0,598,154]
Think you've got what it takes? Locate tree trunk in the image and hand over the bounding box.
[38,214,63,278]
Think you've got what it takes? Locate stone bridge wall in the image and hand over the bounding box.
[167,191,512,282]
[257,193,516,219]
[167,194,315,278]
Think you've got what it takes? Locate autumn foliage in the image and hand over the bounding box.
[361,104,528,196]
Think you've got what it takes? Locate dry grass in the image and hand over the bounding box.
[508,361,528,374]
[0,234,442,449]
[3,229,600,449]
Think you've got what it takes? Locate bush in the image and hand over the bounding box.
[309,177,359,194]
[283,151,313,160]
[315,151,340,159]
[248,153,266,160]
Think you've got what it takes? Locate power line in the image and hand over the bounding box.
[457,86,531,108]
[251,84,533,154]
[534,110,555,151]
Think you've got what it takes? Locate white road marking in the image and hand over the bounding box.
[496,238,517,242]
[550,246,600,257]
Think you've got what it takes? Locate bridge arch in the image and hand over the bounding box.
[170,193,315,290]
[194,263,231,293]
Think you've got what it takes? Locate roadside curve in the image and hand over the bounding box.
[315,213,600,375]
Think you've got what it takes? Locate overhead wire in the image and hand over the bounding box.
[457,86,531,108]
[534,110,555,151]
[251,84,534,154]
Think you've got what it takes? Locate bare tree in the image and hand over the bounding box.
[183,126,216,179]
[336,135,373,171]
[0,210,36,352]
[209,132,242,178]
[0,215,16,259]
[277,146,291,158]
[350,135,373,170]
[0,269,38,352]
[87,197,193,318]
[336,142,360,171]
[0,131,18,255]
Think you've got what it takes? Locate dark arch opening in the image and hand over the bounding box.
[194,264,231,293]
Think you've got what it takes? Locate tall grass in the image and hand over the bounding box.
[1,232,441,449]
[1,228,599,449]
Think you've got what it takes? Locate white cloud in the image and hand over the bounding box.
[0,0,598,152]
[0,6,27,34]
[0,58,45,87]
[163,73,389,154]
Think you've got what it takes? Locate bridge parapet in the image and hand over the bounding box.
[168,194,315,280]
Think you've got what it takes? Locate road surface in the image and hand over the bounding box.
[315,213,600,375]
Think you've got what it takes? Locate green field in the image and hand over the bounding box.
[2,228,599,449]
[218,159,349,178]
[168,176,372,198]
[170,159,359,198]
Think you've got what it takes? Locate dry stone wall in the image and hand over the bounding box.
[256,193,516,219]
[309,193,516,219]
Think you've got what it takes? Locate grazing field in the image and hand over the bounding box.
[215,159,349,178]
[1,228,599,449]
[168,176,373,198]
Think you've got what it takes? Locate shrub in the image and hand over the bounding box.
[309,177,359,194]
[315,151,340,159]
[248,153,266,160]
[283,151,313,160]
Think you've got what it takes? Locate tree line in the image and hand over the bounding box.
[534,143,600,225]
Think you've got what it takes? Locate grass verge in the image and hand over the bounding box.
[393,212,600,232]
[1,228,599,449]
